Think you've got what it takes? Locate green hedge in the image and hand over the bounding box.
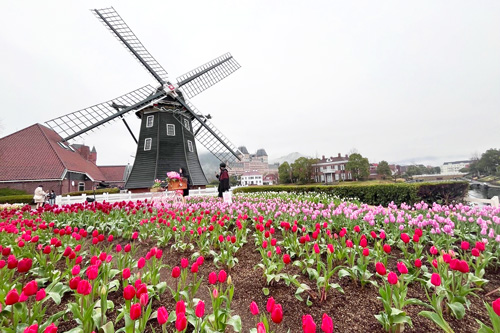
[0,188,27,197]
[232,182,469,206]
[0,188,121,205]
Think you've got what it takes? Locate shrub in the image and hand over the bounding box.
[0,188,27,197]
[233,182,469,206]
[0,195,34,205]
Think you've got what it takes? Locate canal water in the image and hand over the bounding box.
[468,186,500,199]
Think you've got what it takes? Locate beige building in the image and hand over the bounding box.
[232,146,279,176]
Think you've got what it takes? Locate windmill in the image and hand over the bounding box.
[44,7,241,190]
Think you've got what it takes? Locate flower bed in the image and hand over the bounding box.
[0,192,499,332]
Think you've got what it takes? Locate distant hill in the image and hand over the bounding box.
[270,152,308,165]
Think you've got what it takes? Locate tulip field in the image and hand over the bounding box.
[1,192,500,333]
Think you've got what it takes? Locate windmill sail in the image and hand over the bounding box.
[92,7,170,86]
[45,85,166,141]
[182,100,240,165]
[176,53,241,99]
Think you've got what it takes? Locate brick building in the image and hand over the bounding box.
[0,124,128,195]
[313,154,353,183]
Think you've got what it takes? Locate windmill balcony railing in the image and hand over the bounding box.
[54,186,242,205]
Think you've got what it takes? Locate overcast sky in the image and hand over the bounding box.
[1,1,499,167]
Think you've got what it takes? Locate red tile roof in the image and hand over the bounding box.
[0,124,106,181]
[99,166,127,182]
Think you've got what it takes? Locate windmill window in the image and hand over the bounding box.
[166,124,175,136]
[183,118,190,131]
[144,138,152,151]
[187,140,193,152]
[146,115,154,128]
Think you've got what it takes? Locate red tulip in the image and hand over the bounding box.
[400,233,410,244]
[449,259,460,271]
[475,241,485,252]
[77,280,92,295]
[414,258,422,268]
[327,244,334,253]
[140,293,149,307]
[458,260,470,273]
[302,314,316,333]
[69,276,81,290]
[180,258,189,268]
[383,244,391,254]
[138,257,146,269]
[321,313,334,333]
[208,271,217,284]
[124,244,131,252]
[116,244,122,252]
[360,238,367,248]
[7,256,18,269]
[283,254,291,264]
[36,288,46,301]
[86,265,98,280]
[123,268,131,279]
[362,248,369,256]
[44,323,58,333]
[176,300,186,315]
[461,241,470,250]
[387,272,398,285]
[175,312,187,331]
[431,273,441,287]
[196,256,204,265]
[43,245,51,254]
[430,246,438,255]
[432,259,438,268]
[23,280,38,296]
[6,289,19,305]
[415,228,423,237]
[171,266,181,278]
[24,324,38,333]
[19,292,28,303]
[266,297,275,313]
[397,262,408,274]
[71,265,81,276]
[250,301,259,315]
[345,240,353,248]
[493,298,500,316]
[191,263,199,273]
[271,303,283,324]
[157,306,168,325]
[195,300,205,318]
[375,262,386,276]
[442,254,451,263]
[218,270,227,283]
[130,303,141,320]
[353,225,360,233]
[471,248,480,257]
[257,322,266,333]
[123,285,136,300]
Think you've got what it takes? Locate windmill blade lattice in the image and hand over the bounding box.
[176,53,241,99]
[45,85,162,141]
[92,7,170,86]
[185,101,241,165]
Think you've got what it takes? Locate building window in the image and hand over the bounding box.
[78,182,85,192]
[183,118,190,131]
[166,124,175,136]
[146,115,154,128]
[144,138,152,151]
[187,140,193,152]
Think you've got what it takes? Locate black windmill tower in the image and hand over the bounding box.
[44,8,242,190]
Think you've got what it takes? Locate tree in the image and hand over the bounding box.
[477,149,500,176]
[278,161,292,184]
[346,153,369,181]
[376,160,392,179]
[291,157,318,184]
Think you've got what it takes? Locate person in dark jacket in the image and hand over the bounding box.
[215,162,230,198]
[179,167,191,204]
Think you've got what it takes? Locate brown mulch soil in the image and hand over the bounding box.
[44,238,500,333]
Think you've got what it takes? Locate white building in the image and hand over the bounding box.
[241,172,263,186]
[441,160,471,174]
